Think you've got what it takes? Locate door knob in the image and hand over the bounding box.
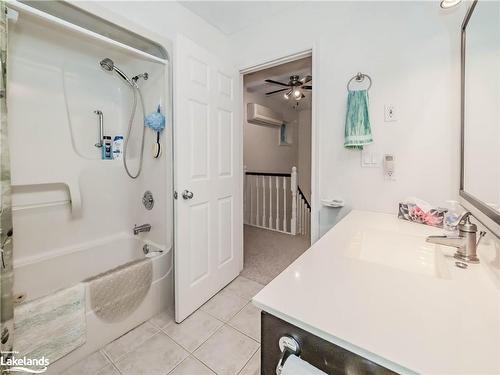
[182,190,194,200]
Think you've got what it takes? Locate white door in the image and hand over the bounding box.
[174,35,243,322]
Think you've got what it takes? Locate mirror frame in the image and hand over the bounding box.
[459,0,500,236]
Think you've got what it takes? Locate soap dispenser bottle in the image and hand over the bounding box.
[443,200,462,234]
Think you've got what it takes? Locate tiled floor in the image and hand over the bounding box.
[62,276,264,375]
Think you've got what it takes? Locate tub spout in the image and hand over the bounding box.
[133,224,151,235]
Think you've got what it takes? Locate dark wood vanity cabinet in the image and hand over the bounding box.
[261,311,398,375]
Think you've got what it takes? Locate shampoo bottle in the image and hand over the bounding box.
[102,136,112,160]
[113,135,124,160]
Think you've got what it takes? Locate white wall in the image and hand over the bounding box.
[77,1,230,58]
[230,1,465,235]
[244,91,298,173]
[76,1,466,236]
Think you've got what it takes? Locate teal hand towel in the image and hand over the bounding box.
[344,89,373,150]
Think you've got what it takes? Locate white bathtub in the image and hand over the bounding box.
[13,233,173,374]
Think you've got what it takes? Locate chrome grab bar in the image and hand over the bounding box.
[94,110,104,148]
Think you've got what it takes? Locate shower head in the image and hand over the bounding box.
[99,58,134,87]
[100,58,114,72]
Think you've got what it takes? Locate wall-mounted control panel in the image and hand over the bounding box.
[383,154,395,180]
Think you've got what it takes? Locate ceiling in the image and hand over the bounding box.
[178,1,298,35]
[244,57,312,109]
[245,57,312,93]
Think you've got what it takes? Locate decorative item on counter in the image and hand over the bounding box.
[145,105,166,159]
[398,197,447,228]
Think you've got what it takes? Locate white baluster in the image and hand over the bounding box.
[250,175,254,226]
[268,176,273,229]
[297,195,301,235]
[304,209,306,236]
[290,167,297,235]
[262,176,266,228]
[304,210,309,235]
[302,200,306,235]
[283,177,287,233]
[275,176,280,231]
[307,209,310,236]
[297,197,301,235]
[256,175,259,226]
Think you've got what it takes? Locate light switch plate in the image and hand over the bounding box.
[361,150,379,168]
[384,104,397,122]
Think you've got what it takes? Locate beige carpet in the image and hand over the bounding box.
[242,225,310,285]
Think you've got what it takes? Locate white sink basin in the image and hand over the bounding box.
[346,228,452,279]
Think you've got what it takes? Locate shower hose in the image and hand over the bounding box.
[123,85,146,179]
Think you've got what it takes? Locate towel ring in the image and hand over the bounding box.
[347,72,372,91]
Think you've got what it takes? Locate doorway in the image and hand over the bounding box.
[241,56,313,285]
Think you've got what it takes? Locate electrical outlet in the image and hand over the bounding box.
[384,105,397,122]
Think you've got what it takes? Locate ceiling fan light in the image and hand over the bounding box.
[440,0,462,8]
[284,89,292,99]
[293,88,302,99]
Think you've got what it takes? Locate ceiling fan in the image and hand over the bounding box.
[265,74,312,100]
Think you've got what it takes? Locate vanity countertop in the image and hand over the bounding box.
[252,210,500,374]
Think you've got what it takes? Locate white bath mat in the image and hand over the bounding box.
[87,258,152,323]
[14,283,86,364]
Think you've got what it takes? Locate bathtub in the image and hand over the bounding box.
[13,233,173,374]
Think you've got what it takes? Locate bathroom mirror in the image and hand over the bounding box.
[460,0,500,235]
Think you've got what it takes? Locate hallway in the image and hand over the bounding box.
[242,225,310,285]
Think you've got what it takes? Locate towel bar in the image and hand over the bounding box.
[347,72,372,91]
[276,335,301,375]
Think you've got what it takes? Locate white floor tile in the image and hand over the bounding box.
[194,325,259,375]
[239,349,260,375]
[115,332,188,375]
[201,289,247,322]
[96,364,121,375]
[59,351,110,375]
[162,310,223,352]
[224,276,264,301]
[228,303,261,342]
[169,356,215,375]
[149,309,175,329]
[103,322,158,362]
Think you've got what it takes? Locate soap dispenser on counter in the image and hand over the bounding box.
[443,200,462,234]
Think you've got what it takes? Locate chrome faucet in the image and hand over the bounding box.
[426,212,485,264]
[133,224,151,235]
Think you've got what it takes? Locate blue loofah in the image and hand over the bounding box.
[145,105,166,132]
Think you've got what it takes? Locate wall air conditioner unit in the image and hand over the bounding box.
[247,103,283,127]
